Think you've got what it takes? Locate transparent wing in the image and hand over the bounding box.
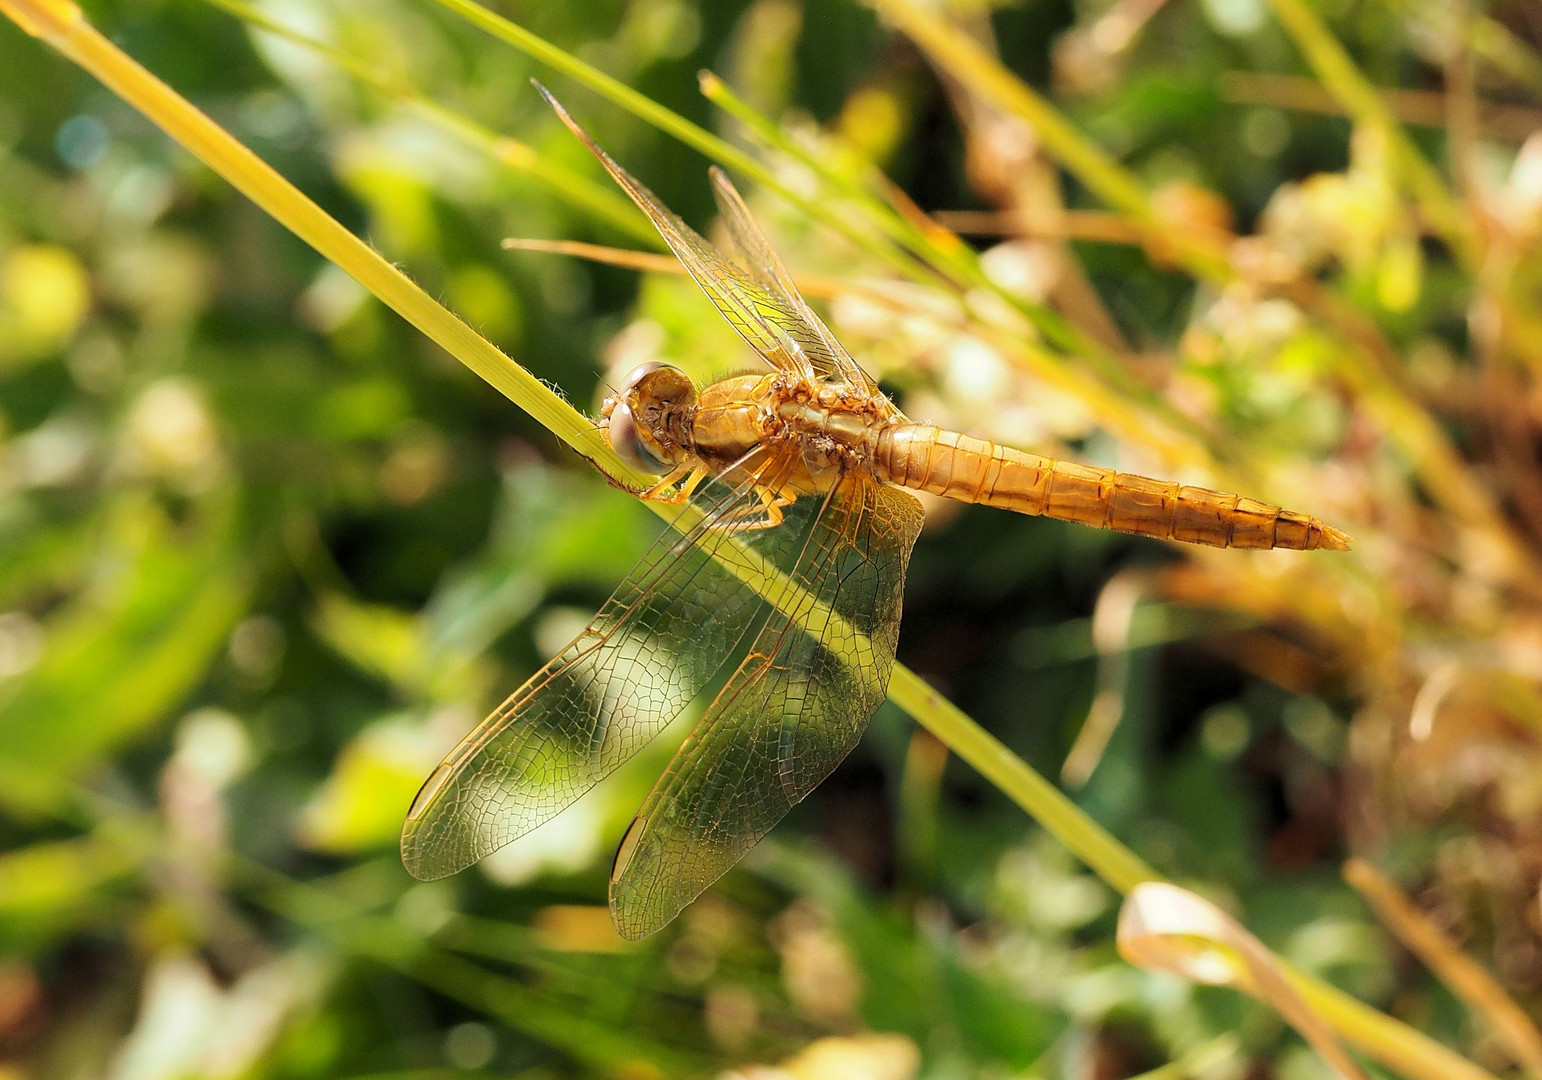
[608,474,925,939]
[401,450,826,881]
[708,166,877,392]
[536,83,813,380]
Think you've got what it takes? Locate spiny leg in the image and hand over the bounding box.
[640,465,708,505]
[711,485,795,532]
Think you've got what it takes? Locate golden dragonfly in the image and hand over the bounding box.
[401,85,1350,940]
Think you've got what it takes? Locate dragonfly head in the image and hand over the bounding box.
[602,361,698,475]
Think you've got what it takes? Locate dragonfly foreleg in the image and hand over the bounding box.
[639,465,709,504]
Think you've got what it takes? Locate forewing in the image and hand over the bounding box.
[537,84,811,379]
[708,167,877,392]
[608,475,925,939]
[401,452,823,881]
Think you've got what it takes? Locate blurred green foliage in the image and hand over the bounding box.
[1,0,1540,1077]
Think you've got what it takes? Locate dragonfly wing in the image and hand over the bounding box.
[608,474,925,939]
[537,84,813,379]
[708,166,877,393]
[401,451,824,881]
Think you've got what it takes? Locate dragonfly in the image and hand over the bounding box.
[400,84,1351,940]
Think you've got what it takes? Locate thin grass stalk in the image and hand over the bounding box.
[1262,0,1474,266]
[696,68,1099,354]
[419,0,954,298]
[1217,70,1542,144]
[197,0,659,245]
[886,665,1157,894]
[694,68,1216,448]
[1469,15,1542,96]
[1345,859,1542,1078]
[865,0,1232,284]
[0,0,618,475]
[1289,963,1495,1080]
[239,864,705,1073]
[2,765,702,1074]
[1374,0,1542,96]
[1124,1035,1242,1080]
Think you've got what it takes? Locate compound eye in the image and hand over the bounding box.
[619,360,671,392]
[607,398,670,475]
[622,361,695,407]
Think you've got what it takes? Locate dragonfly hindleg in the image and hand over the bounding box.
[709,485,795,532]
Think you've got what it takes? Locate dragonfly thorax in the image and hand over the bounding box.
[603,361,698,475]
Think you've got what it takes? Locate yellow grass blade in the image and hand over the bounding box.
[1345,859,1542,1079]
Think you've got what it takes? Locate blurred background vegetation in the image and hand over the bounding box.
[2,0,1542,1076]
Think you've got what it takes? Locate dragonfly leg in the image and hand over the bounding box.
[711,486,794,532]
[640,465,707,504]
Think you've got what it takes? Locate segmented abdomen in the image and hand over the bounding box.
[870,423,1349,551]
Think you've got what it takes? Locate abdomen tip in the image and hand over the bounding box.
[1320,525,1352,551]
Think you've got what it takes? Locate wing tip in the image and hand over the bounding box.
[399,818,485,882]
[531,79,595,150]
[706,164,751,218]
[399,827,454,882]
[608,885,682,943]
[609,911,658,942]
[399,761,475,882]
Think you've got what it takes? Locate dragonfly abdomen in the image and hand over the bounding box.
[870,423,1349,551]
